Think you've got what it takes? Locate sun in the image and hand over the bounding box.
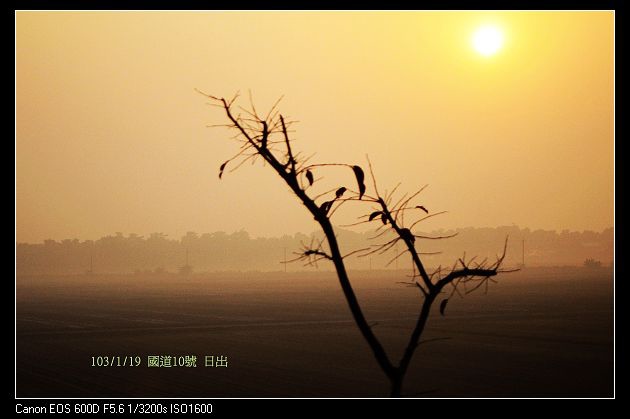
[472,25,504,57]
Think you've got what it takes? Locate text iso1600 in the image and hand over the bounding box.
[170,404,213,414]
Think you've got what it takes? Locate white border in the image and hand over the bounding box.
[14,9,616,401]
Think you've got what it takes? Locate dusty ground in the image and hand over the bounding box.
[16,267,613,397]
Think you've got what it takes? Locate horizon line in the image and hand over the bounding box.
[15,224,615,245]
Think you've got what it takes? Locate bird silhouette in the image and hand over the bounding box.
[352,166,366,199]
[439,299,449,316]
[219,161,228,179]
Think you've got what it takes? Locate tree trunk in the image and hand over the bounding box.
[390,373,403,397]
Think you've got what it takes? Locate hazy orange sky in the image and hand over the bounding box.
[16,11,614,243]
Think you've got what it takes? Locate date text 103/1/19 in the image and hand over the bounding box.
[91,355,229,367]
[91,356,141,367]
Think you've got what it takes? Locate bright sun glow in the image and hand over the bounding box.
[472,26,504,56]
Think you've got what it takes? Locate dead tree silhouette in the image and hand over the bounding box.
[199,90,514,397]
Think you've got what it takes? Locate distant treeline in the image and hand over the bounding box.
[16,226,613,274]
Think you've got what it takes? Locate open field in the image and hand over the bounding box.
[16,267,613,397]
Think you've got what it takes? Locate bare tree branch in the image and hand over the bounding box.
[201,90,516,398]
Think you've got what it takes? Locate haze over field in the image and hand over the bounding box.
[17,269,613,397]
[16,226,613,274]
[16,12,613,243]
